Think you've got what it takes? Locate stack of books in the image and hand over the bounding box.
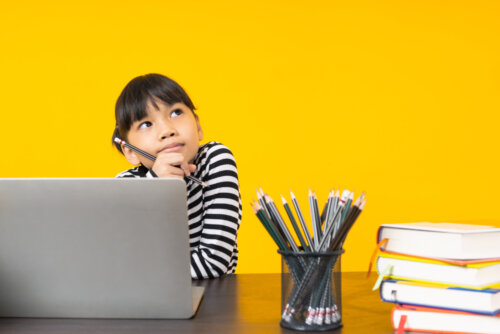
[373,222,500,333]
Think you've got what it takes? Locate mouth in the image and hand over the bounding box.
[158,143,184,154]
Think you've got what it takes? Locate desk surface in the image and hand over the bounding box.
[0,272,401,334]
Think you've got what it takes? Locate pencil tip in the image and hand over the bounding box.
[264,194,271,203]
[290,190,296,199]
[341,190,350,199]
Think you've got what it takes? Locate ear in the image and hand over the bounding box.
[122,144,142,166]
[196,116,203,141]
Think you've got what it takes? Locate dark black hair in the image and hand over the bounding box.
[112,73,197,154]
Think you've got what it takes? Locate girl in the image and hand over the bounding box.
[112,73,242,279]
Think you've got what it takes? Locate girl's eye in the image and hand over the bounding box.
[138,121,152,130]
[171,108,183,118]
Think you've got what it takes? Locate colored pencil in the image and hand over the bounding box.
[290,190,314,250]
[265,195,301,253]
[308,189,318,249]
[281,195,310,252]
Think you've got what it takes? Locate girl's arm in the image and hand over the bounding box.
[187,143,242,279]
[115,165,156,178]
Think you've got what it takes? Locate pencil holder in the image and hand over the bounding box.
[279,249,343,331]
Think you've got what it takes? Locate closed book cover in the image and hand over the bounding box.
[377,223,500,260]
[376,252,500,289]
[392,305,500,334]
[380,279,500,315]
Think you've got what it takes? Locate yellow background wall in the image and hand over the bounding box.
[1,1,499,273]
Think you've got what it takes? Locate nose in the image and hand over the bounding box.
[158,119,177,140]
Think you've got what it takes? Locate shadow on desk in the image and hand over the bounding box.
[0,273,400,334]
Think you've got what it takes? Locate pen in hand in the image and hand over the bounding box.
[114,137,207,187]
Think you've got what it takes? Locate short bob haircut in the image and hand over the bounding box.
[112,73,197,154]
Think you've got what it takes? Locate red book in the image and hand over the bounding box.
[392,305,500,334]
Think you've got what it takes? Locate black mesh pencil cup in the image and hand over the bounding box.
[252,187,366,331]
[279,249,344,331]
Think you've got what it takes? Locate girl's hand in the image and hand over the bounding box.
[151,152,196,179]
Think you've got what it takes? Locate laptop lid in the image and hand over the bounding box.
[0,178,203,319]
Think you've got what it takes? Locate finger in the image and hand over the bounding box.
[152,163,184,178]
[179,162,191,177]
[188,164,196,173]
[166,165,185,177]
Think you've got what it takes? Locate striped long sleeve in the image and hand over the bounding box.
[187,142,241,279]
[115,141,242,279]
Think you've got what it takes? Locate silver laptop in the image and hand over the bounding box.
[0,178,204,319]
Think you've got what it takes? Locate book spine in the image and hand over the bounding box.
[375,256,383,274]
[390,306,397,330]
[391,307,480,334]
[380,282,500,315]
[376,225,383,244]
[379,280,389,302]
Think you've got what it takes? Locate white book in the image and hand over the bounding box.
[377,222,500,260]
[376,253,500,289]
[381,279,500,315]
[392,305,500,334]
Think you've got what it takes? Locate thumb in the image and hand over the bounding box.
[178,162,192,177]
[188,164,196,173]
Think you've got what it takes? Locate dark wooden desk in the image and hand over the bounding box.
[0,272,397,333]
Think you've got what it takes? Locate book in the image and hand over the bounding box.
[376,252,500,289]
[392,305,500,334]
[377,222,500,260]
[380,279,500,315]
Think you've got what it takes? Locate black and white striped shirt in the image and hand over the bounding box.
[116,141,242,279]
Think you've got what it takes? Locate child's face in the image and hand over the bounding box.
[122,99,203,169]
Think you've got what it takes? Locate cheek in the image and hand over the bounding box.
[127,131,147,146]
[181,122,200,141]
[184,125,201,155]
